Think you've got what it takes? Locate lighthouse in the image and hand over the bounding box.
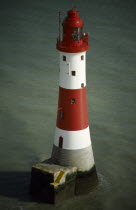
[51,9,95,174]
[31,9,97,202]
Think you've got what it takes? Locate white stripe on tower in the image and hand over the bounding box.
[59,52,86,89]
[54,126,91,150]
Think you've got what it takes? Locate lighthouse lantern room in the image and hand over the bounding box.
[51,9,95,173]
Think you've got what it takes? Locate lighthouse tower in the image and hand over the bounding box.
[51,9,95,173]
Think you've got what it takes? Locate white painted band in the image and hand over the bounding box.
[59,51,86,89]
[54,126,91,150]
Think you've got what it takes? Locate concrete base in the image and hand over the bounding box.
[30,159,77,204]
[30,159,98,204]
[51,144,95,173]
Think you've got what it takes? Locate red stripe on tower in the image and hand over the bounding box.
[57,86,89,131]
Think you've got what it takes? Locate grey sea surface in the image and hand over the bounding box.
[0,0,136,209]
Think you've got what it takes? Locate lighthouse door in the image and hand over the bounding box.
[66,62,70,75]
[59,136,63,148]
[62,62,70,75]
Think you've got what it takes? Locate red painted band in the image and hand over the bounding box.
[56,87,89,131]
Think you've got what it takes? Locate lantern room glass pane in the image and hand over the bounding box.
[72,27,83,41]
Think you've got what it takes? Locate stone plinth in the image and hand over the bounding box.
[30,160,77,204]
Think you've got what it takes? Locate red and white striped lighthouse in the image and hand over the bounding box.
[51,9,95,173]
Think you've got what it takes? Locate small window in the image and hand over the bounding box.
[81,83,84,88]
[59,136,63,148]
[63,55,66,61]
[81,55,84,60]
[71,98,76,104]
[60,110,64,120]
[71,71,76,76]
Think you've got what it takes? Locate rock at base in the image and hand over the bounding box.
[30,159,77,204]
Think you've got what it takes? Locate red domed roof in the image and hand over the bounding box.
[62,9,84,28]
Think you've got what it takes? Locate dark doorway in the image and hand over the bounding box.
[59,136,63,148]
